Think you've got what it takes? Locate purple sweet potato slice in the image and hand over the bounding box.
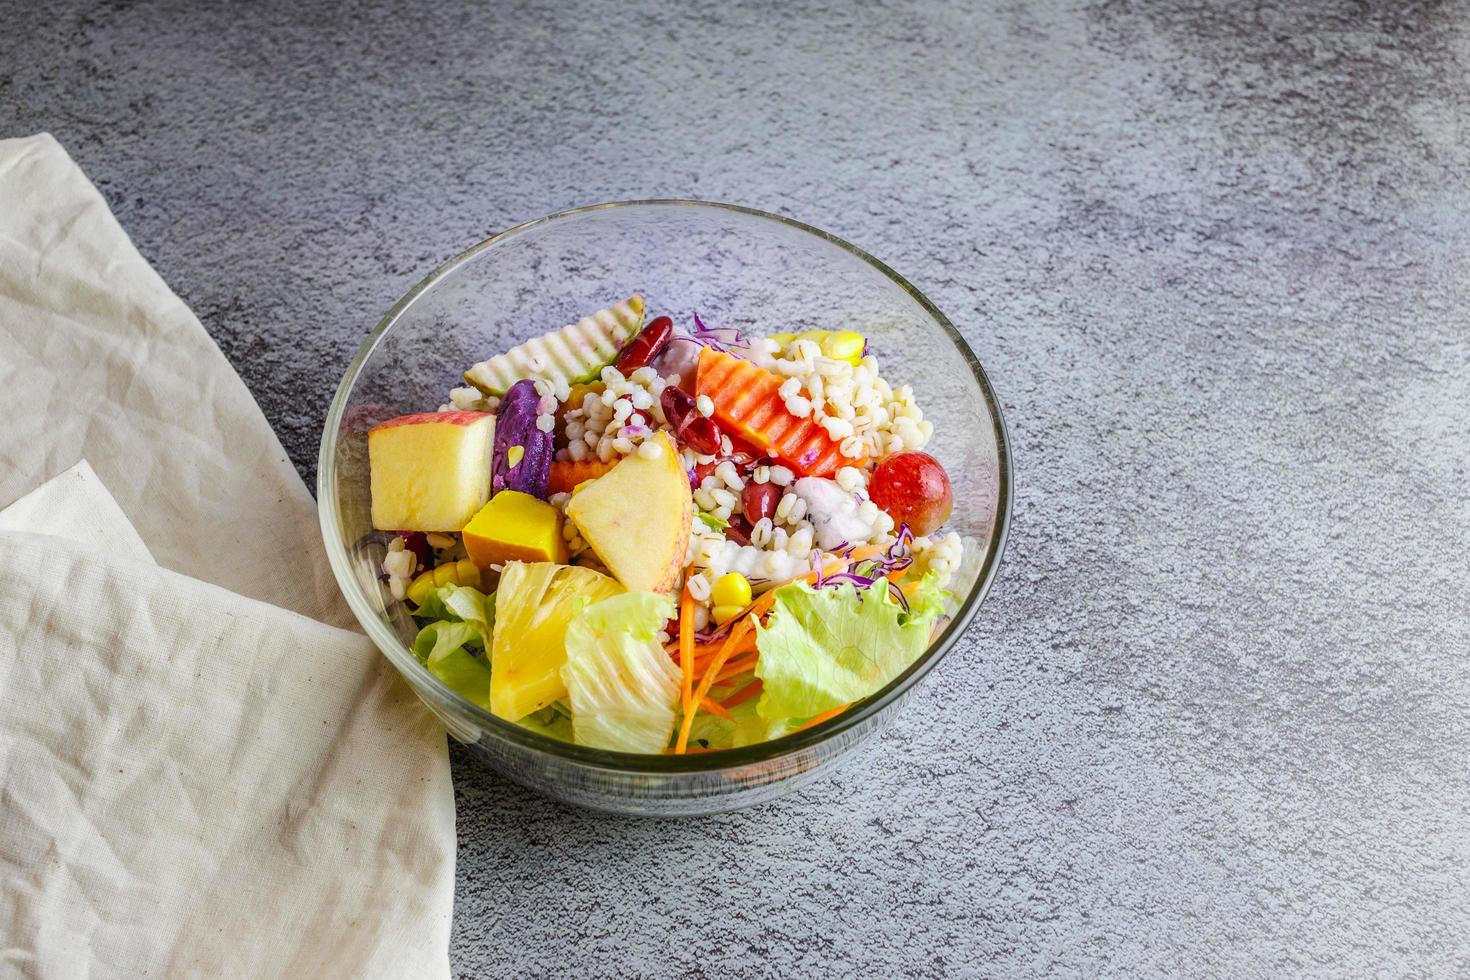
[492,380,553,499]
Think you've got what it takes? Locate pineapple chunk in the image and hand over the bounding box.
[490,562,622,721]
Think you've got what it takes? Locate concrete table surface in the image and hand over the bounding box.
[5,0,1468,975]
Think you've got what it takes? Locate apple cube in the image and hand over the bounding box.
[462,490,568,567]
[565,433,692,593]
[368,411,495,531]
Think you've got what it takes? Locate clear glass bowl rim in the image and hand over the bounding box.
[317,199,1013,774]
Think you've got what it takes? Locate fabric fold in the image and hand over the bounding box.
[0,132,455,980]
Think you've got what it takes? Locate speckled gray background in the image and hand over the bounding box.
[5,0,1469,975]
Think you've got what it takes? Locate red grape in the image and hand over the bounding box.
[614,316,673,373]
[869,451,953,536]
[741,482,781,524]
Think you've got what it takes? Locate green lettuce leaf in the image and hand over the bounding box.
[753,575,947,724]
[407,584,496,708]
[686,696,799,751]
[412,621,492,710]
[518,701,574,742]
[697,513,729,532]
[561,591,680,752]
[411,584,494,638]
[902,572,952,627]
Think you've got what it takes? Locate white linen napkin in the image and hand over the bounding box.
[0,135,455,978]
[0,459,153,563]
[0,133,348,626]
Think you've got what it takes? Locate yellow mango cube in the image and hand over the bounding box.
[462,491,568,567]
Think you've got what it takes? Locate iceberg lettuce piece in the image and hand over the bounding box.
[753,574,948,725]
[407,584,496,709]
[686,696,799,751]
[561,591,681,752]
[518,701,575,743]
[412,619,492,710]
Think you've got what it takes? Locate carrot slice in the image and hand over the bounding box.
[713,655,759,684]
[548,459,615,496]
[699,696,734,722]
[695,348,863,477]
[720,679,763,709]
[676,614,758,753]
[678,585,695,721]
[797,703,851,731]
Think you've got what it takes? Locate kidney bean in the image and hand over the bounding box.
[613,316,673,373]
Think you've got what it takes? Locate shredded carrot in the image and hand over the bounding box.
[669,635,756,661]
[691,637,756,675]
[678,585,695,722]
[720,678,763,709]
[699,696,734,722]
[797,703,852,731]
[676,614,758,753]
[713,655,759,684]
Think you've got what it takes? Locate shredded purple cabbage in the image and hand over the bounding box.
[694,622,733,644]
[688,313,749,356]
[808,523,915,604]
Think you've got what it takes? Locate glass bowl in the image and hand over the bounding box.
[318,201,1011,816]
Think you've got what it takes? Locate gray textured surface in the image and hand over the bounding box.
[5,0,1469,975]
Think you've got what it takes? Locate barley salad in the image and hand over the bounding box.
[367,295,963,753]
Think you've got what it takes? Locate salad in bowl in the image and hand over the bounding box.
[368,294,966,755]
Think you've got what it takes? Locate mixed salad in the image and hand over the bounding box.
[368,295,964,753]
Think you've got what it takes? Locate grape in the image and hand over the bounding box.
[741,482,781,524]
[613,316,673,373]
[869,451,953,536]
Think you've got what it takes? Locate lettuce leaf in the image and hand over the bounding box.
[686,696,799,751]
[753,574,948,724]
[408,584,496,709]
[561,591,681,752]
[697,513,729,532]
[518,701,574,743]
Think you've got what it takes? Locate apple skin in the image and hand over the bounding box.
[369,410,491,433]
[367,412,496,531]
[869,451,953,537]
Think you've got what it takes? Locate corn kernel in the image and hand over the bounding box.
[711,572,753,609]
[820,331,866,365]
[453,559,482,589]
[406,570,435,607]
[407,558,483,606]
[711,603,744,625]
[507,445,525,468]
